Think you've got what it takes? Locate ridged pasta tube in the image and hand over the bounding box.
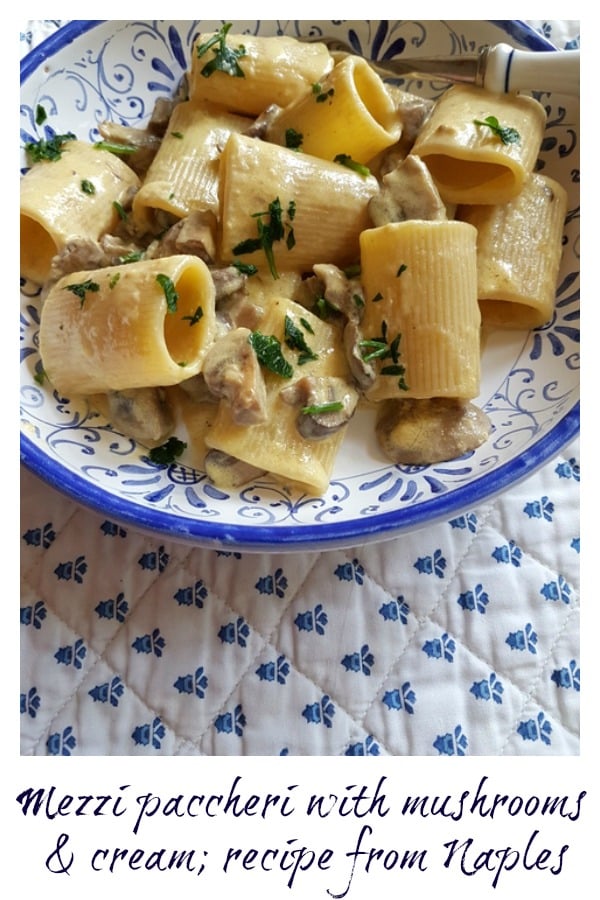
[39,255,216,396]
[411,84,546,205]
[266,55,402,164]
[189,32,333,116]
[457,173,568,328]
[359,220,481,401]
[20,140,140,285]
[219,132,378,272]
[205,296,350,494]
[132,100,250,234]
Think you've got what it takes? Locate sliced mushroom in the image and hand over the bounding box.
[146,210,217,263]
[204,449,266,489]
[245,103,283,139]
[311,263,365,323]
[43,238,108,298]
[280,375,359,440]
[104,387,174,446]
[97,121,162,178]
[376,397,491,466]
[369,155,448,226]
[202,327,268,425]
[343,320,377,392]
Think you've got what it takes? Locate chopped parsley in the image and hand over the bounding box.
[94,140,137,155]
[118,250,144,264]
[312,82,335,102]
[473,115,521,145]
[113,200,128,221]
[171,131,184,139]
[360,320,408,390]
[301,401,344,416]
[108,272,121,289]
[232,260,258,276]
[80,179,96,195]
[196,23,247,78]
[182,306,204,326]
[156,274,179,312]
[285,128,303,149]
[24,132,75,163]
[148,436,187,466]
[334,154,371,177]
[396,264,407,277]
[232,197,296,279]
[35,105,47,126]
[284,314,318,364]
[248,331,293,378]
[64,278,100,307]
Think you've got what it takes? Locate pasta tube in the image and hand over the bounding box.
[359,220,481,401]
[39,255,216,396]
[457,173,568,328]
[132,100,250,234]
[266,55,401,164]
[411,84,546,204]
[189,30,333,116]
[205,296,351,494]
[219,132,378,272]
[20,139,140,285]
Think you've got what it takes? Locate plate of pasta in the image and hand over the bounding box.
[20,20,580,550]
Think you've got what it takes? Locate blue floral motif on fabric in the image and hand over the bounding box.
[457,584,489,613]
[449,512,478,532]
[20,600,46,629]
[21,686,41,718]
[302,695,335,728]
[174,666,208,699]
[379,596,409,624]
[89,676,125,706]
[54,555,87,583]
[215,704,245,736]
[345,735,381,755]
[54,638,86,668]
[341,644,374,675]
[470,673,504,703]
[22,522,56,548]
[523,496,555,521]
[414,548,446,577]
[132,628,166,656]
[551,660,580,690]
[174,580,207,608]
[138,546,169,572]
[256,567,288,597]
[218,616,250,647]
[95,593,128,622]
[540,576,571,604]
[132,716,166,749]
[295,603,328,634]
[47,725,76,756]
[423,633,455,662]
[335,559,365,584]
[100,520,127,537]
[433,725,468,756]
[517,711,552,746]
[382,682,416,714]
[491,540,523,566]
[256,655,290,684]
[506,623,538,653]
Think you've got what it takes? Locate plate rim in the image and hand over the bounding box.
[20,18,580,550]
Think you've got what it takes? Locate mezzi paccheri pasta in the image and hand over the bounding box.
[20,23,567,493]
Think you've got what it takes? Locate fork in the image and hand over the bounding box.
[302,36,580,96]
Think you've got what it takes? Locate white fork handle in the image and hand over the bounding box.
[483,43,580,96]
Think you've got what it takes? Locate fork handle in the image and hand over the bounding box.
[483,43,580,96]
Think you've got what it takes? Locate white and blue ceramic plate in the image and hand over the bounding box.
[20,20,580,550]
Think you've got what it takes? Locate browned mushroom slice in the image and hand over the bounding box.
[343,320,377,392]
[104,387,174,446]
[312,263,365,323]
[202,327,268,425]
[376,397,491,465]
[96,121,162,177]
[147,210,217,263]
[204,449,266,489]
[368,155,448,226]
[280,375,359,440]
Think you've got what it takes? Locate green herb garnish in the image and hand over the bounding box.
[182,306,204,326]
[360,320,408,390]
[64,278,100,307]
[156,273,179,312]
[248,331,293,378]
[196,22,247,78]
[301,401,344,416]
[334,154,371,177]
[312,82,335,102]
[284,314,318,364]
[232,260,258,276]
[113,200,128,221]
[473,115,521,145]
[285,128,303,149]
[24,132,75,163]
[396,264,407,277]
[80,179,96,195]
[94,140,137,155]
[35,105,47,126]
[232,197,296,279]
[148,436,187,466]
